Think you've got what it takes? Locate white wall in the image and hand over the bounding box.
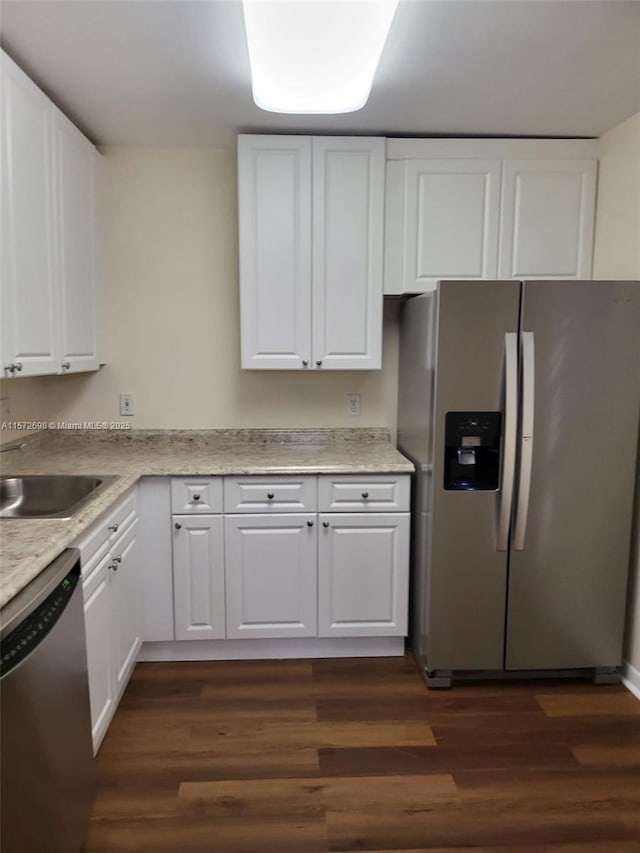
[0,147,400,441]
[593,112,640,678]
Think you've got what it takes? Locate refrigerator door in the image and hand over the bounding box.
[506,281,640,670]
[428,281,520,670]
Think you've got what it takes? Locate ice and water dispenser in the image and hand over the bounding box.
[444,412,502,491]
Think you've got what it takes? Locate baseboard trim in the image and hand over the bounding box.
[138,636,405,662]
[622,660,640,700]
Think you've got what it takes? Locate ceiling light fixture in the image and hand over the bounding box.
[242,0,399,114]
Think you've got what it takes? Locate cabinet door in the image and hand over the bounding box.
[384,159,501,295]
[238,135,312,369]
[224,514,317,638]
[82,555,114,752]
[1,52,59,376]
[318,513,409,637]
[110,519,141,694]
[55,109,98,373]
[312,137,385,369]
[173,515,225,640]
[498,159,597,279]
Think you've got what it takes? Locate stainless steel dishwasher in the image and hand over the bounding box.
[0,548,96,853]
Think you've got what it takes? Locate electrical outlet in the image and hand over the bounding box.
[0,397,9,422]
[347,393,361,417]
[119,393,135,416]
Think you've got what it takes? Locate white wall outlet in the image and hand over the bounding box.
[0,397,9,422]
[119,393,135,416]
[347,393,361,417]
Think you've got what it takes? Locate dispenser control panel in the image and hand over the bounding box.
[444,411,502,491]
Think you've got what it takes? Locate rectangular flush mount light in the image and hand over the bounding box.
[242,0,399,114]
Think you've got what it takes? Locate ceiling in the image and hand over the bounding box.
[2,0,639,147]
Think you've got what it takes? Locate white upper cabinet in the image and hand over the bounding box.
[384,159,501,294]
[238,134,385,370]
[0,50,99,378]
[238,136,312,369]
[384,139,598,294]
[498,159,597,279]
[1,53,59,376]
[311,137,384,370]
[55,110,99,372]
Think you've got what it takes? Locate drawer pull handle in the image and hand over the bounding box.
[192,494,201,501]
[307,520,314,527]
[322,521,330,528]
[174,522,182,530]
[267,493,274,500]
[108,523,119,533]
[362,492,369,499]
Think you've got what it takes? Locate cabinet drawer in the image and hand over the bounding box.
[318,475,410,512]
[82,549,111,602]
[75,487,137,573]
[81,517,139,597]
[224,476,316,513]
[171,478,223,514]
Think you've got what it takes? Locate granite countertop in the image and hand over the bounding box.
[0,428,413,609]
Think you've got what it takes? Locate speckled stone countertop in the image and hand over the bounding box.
[0,428,413,609]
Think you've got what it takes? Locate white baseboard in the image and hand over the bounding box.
[622,660,640,700]
[138,636,404,662]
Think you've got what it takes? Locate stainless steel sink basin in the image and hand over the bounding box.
[0,475,118,519]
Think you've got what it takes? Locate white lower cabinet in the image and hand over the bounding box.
[137,475,410,657]
[82,553,114,750]
[224,514,317,638]
[172,515,225,640]
[110,521,142,692]
[318,513,410,637]
[82,513,141,753]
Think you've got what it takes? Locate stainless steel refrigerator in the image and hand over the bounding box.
[398,281,640,687]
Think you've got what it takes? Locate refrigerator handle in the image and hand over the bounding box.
[513,331,535,551]
[496,332,518,551]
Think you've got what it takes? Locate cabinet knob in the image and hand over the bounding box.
[4,364,15,374]
[362,491,369,499]
[14,362,22,373]
[109,560,119,572]
[192,494,201,501]
[174,522,182,530]
[307,520,314,527]
[322,521,330,528]
[302,359,309,367]
[267,492,274,500]
[108,523,119,533]
[5,362,23,374]
[315,360,323,367]
[112,555,122,564]
[61,362,71,371]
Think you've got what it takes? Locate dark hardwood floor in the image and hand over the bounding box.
[84,656,640,852]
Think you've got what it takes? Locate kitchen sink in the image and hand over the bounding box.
[0,475,118,519]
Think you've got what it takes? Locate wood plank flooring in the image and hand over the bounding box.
[84,656,640,852]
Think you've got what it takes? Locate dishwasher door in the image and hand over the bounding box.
[0,549,96,853]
